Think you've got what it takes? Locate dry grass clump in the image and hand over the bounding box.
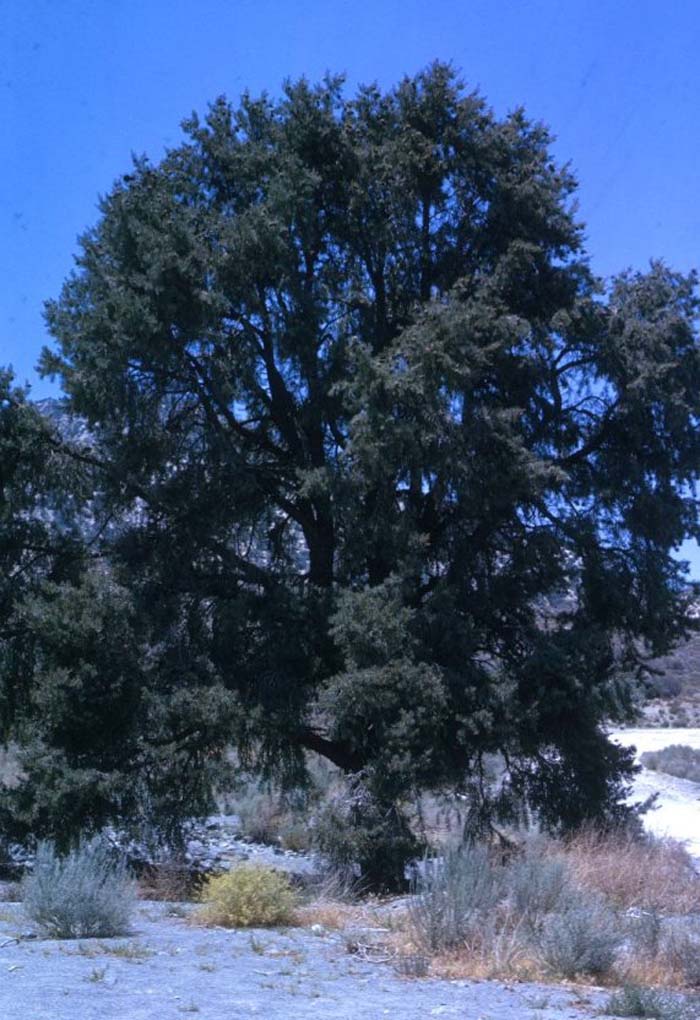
[137,861,201,902]
[295,899,373,931]
[558,828,700,913]
[196,865,298,928]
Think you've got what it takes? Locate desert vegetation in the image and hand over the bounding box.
[640,745,700,784]
[21,838,135,939]
[196,865,299,928]
[6,822,700,1016]
[385,833,700,989]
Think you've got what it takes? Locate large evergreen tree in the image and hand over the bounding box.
[7,64,700,883]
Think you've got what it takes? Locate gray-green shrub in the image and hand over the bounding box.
[22,838,135,938]
[507,852,572,924]
[606,985,696,1020]
[409,844,503,951]
[536,894,622,978]
[640,745,700,784]
[626,908,662,957]
[661,924,700,987]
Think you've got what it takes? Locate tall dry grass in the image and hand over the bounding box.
[558,827,700,914]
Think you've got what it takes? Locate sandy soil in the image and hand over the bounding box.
[0,902,615,1020]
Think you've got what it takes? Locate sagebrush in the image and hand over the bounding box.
[22,837,135,938]
[606,985,696,1019]
[535,895,623,978]
[640,745,700,784]
[408,840,624,980]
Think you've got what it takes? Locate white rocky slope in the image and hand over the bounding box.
[610,727,700,863]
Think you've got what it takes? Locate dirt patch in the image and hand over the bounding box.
[0,901,612,1020]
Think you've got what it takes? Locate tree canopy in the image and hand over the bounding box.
[3,63,700,884]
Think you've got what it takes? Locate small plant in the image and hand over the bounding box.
[606,985,695,1019]
[196,866,298,928]
[102,941,153,961]
[86,966,107,983]
[536,895,623,978]
[21,838,135,939]
[393,952,430,978]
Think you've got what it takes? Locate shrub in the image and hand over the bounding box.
[560,828,700,913]
[606,985,694,1019]
[626,908,663,958]
[409,844,504,951]
[661,925,700,987]
[640,746,700,785]
[22,838,135,938]
[507,851,572,925]
[535,894,623,978]
[196,865,298,928]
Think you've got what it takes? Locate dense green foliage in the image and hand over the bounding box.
[0,372,80,714]
[3,64,700,883]
[0,379,232,847]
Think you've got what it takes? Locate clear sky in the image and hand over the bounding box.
[2,0,700,569]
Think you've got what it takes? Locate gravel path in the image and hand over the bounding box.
[0,903,614,1020]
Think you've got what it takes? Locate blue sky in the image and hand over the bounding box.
[2,0,700,569]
